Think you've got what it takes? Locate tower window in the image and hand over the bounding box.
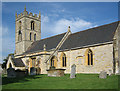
[19,21,22,30]
[31,21,35,30]
[34,34,36,41]
[30,33,32,41]
[18,30,22,41]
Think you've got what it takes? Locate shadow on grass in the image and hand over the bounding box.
[2,75,42,85]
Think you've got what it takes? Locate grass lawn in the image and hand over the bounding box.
[2,74,118,89]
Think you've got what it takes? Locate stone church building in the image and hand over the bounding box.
[6,8,120,75]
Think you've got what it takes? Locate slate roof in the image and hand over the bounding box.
[24,21,119,54]
[12,58,25,67]
[60,21,119,50]
[25,33,66,54]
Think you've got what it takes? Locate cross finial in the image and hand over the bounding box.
[68,26,71,31]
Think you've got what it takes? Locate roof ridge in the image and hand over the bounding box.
[70,21,120,36]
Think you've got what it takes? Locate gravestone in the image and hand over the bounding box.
[108,69,112,76]
[15,69,26,77]
[70,64,76,78]
[30,67,36,75]
[36,67,41,75]
[2,68,7,75]
[25,69,29,75]
[99,70,107,79]
[7,68,16,78]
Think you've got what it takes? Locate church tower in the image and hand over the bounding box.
[15,7,41,56]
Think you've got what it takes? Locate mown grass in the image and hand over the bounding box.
[2,74,118,89]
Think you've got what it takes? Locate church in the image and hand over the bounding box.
[6,8,120,75]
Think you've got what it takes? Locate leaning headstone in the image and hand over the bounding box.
[7,68,16,78]
[30,67,36,75]
[99,70,107,79]
[70,64,76,78]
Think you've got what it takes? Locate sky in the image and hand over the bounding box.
[1,2,119,63]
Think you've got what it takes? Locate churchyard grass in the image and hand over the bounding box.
[2,74,118,89]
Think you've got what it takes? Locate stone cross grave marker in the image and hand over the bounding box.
[70,64,76,78]
[99,70,107,79]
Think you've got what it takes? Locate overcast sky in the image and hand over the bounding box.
[1,2,118,63]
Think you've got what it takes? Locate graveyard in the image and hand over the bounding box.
[2,74,118,89]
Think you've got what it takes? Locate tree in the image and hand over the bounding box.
[2,53,14,69]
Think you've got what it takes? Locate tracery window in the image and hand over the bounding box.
[86,49,93,65]
[61,53,67,67]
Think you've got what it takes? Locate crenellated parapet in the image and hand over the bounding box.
[15,7,41,21]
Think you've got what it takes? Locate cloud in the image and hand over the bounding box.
[41,15,49,23]
[0,26,15,63]
[51,9,65,13]
[0,26,9,37]
[52,18,92,34]
[41,15,95,38]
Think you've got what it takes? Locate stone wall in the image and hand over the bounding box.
[113,22,120,74]
[57,44,113,74]
[21,44,113,74]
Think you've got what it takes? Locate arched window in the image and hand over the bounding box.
[50,56,57,67]
[51,56,55,67]
[31,21,35,30]
[34,34,36,41]
[30,33,32,41]
[61,53,67,67]
[19,21,22,30]
[85,49,93,65]
[18,30,22,41]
